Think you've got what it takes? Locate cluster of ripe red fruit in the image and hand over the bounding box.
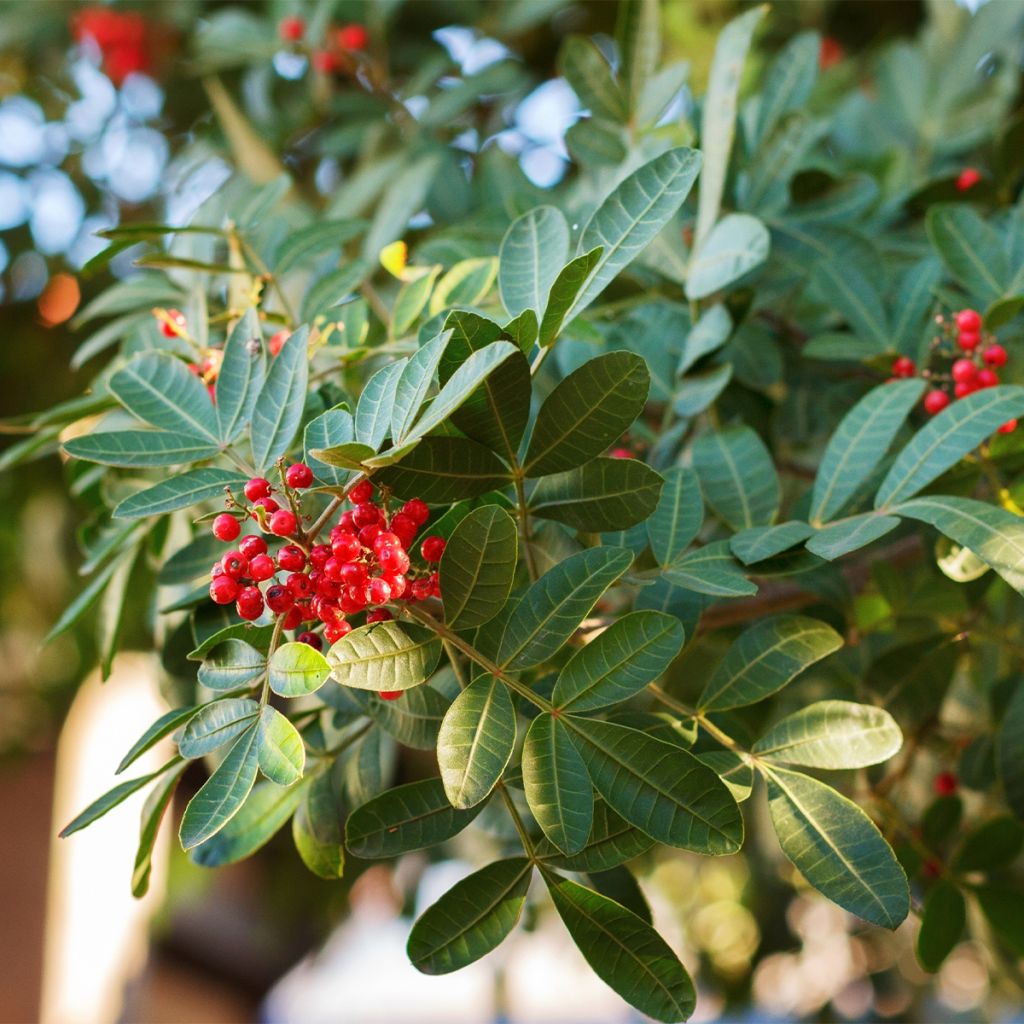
[278,13,368,75]
[208,474,445,699]
[72,5,154,85]
[890,308,1016,435]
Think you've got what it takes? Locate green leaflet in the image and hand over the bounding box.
[523,713,594,854]
[543,873,696,1024]
[731,521,814,565]
[132,764,186,897]
[528,458,664,532]
[293,768,346,879]
[179,725,261,849]
[408,858,532,975]
[536,800,654,872]
[570,147,702,320]
[440,505,518,629]
[327,621,442,692]
[894,495,1024,595]
[390,331,450,443]
[566,717,743,855]
[498,547,633,670]
[647,466,704,566]
[554,611,684,712]
[559,36,628,123]
[113,468,246,519]
[373,436,511,504]
[109,352,219,443]
[806,513,902,561]
[178,698,260,758]
[345,777,484,858]
[762,764,909,929]
[523,352,650,477]
[537,247,603,347]
[810,380,925,525]
[753,700,902,769]
[117,705,198,774]
[498,206,570,318]
[257,705,305,785]
[356,360,406,450]
[215,307,265,443]
[63,430,220,467]
[437,676,516,809]
[927,203,1009,305]
[698,615,843,711]
[691,426,779,530]
[917,881,965,973]
[875,386,1024,508]
[687,213,770,299]
[250,326,309,472]
[197,639,265,690]
[663,540,756,597]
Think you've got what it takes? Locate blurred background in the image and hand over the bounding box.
[0,1,1020,1022]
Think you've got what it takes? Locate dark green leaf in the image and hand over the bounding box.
[927,204,1008,305]
[692,426,779,530]
[731,521,814,565]
[293,768,346,879]
[60,759,180,838]
[648,467,703,567]
[216,308,265,443]
[663,540,756,597]
[537,247,603,347]
[441,505,518,629]
[132,764,186,897]
[917,881,965,973]
[952,815,1024,872]
[117,705,198,774]
[373,436,511,504]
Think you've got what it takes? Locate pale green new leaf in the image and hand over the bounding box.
[257,705,305,785]
[437,676,516,809]
[753,700,902,768]
[698,615,843,711]
[327,621,442,692]
[269,642,332,697]
[441,505,518,629]
[408,858,532,974]
[763,765,909,929]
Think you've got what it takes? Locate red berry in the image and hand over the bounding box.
[313,49,340,73]
[332,532,362,562]
[378,545,410,576]
[957,331,981,352]
[402,498,429,525]
[336,23,368,50]
[387,573,408,599]
[277,544,307,572]
[922,858,943,879]
[983,343,1007,368]
[341,585,368,613]
[286,462,314,489]
[350,480,374,505]
[934,772,958,797]
[248,553,276,582]
[999,418,1018,435]
[367,577,392,604]
[976,367,999,389]
[282,606,303,631]
[353,502,380,528]
[819,36,843,69]
[279,14,305,41]
[323,557,345,582]
[340,562,367,587]
[955,167,981,192]
[373,531,401,553]
[266,584,294,614]
[309,544,331,569]
[389,513,418,547]
[338,510,356,530]
[212,513,241,542]
[268,329,290,357]
[270,509,298,537]
[244,477,272,502]
[324,622,352,644]
[238,535,268,560]
[287,572,314,599]
[236,586,264,620]
[410,578,433,601]
[221,551,248,579]
[297,631,323,651]
[429,571,441,597]
[891,356,916,378]
[956,309,982,333]
[923,389,950,415]
[366,609,393,623]
[951,358,977,384]
[420,535,446,562]
[209,575,238,605]
[359,524,382,547]
[379,690,402,701]
[610,447,633,459]
[159,309,186,338]
[954,381,977,399]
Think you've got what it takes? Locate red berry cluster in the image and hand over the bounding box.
[277,14,368,75]
[890,308,1016,435]
[208,473,445,699]
[72,6,153,85]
